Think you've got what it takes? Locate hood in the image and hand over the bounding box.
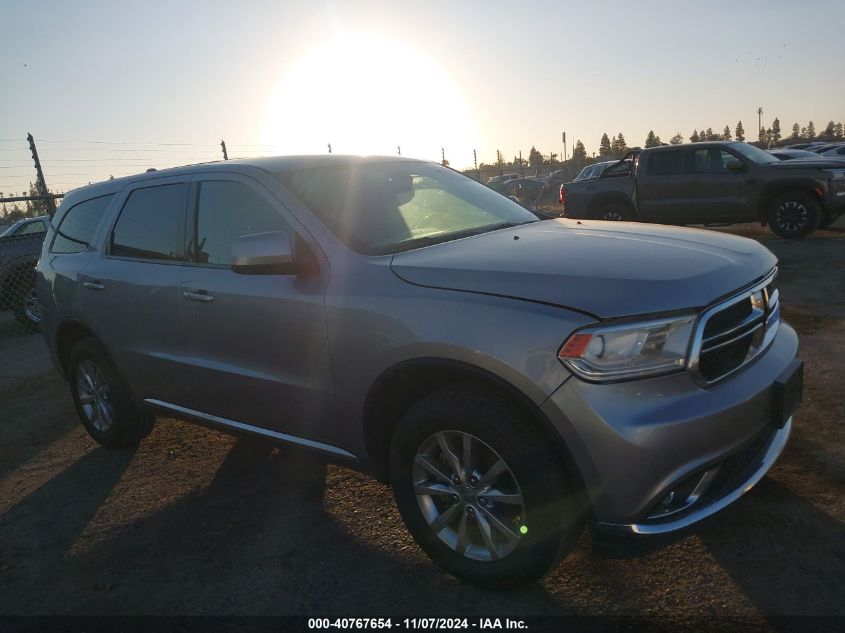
[769,158,845,170]
[390,219,777,319]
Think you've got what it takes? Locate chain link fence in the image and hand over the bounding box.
[0,213,52,386]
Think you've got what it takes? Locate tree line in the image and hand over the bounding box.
[474,117,843,179]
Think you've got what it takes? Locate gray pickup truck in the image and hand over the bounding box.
[0,215,48,330]
[561,142,845,238]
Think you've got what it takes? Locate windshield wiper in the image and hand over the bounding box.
[387,220,537,254]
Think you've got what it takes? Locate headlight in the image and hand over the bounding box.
[825,169,845,180]
[558,314,696,381]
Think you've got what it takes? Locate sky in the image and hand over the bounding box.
[1,0,844,194]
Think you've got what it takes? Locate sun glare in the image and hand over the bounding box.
[262,34,481,166]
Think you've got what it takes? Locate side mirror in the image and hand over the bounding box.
[230,231,297,275]
[725,160,745,172]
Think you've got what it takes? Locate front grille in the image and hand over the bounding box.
[699,334,754,380]
[691,270,780,385]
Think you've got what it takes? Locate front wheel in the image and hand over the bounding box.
[769,191,819,239]
[13,283,42,331]
[390,386,583,588]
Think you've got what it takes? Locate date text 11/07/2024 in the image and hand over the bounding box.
[307,618,528,629]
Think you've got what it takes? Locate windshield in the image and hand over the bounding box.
[730,143,780,165]
[276,161,539,254]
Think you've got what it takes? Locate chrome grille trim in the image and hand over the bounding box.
[688,268,780,386]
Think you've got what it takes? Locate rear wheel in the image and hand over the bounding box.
[390,386,583,588]
[67,338,155,447]
[592,203,633,221]
[769,191,819,238]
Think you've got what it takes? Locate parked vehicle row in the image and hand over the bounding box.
[0,215,48,329]
[39,155,801,588]
[559,142,845,237]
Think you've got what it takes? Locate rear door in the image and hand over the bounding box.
[80,177,193,405]
[177,172,334,442]
[635,149,697,223]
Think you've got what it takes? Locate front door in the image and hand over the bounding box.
[684,147,755,221]
[178,173,334,443]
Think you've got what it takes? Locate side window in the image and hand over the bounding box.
[648,151,684,176]
[692,149,736,173]
[192,180,289,266]
[51,195,114,254]
[18,220,47,236]
[603,160,631,177]
[111,183,188,261]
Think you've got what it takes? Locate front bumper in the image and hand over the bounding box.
[541,321,799,534]
[599,416,790,535]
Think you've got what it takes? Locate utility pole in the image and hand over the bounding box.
[220,139,228,160]
[757,107,763,139]
[328,143,332,154]
[441,147,445,166]
[473,149,478,180]
[519,150,524,179]
[27,133,56,217]
[562,131,567,164]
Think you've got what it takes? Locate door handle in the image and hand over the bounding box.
[83,280,105,291]
[183,290,214,303]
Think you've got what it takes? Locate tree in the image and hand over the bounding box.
[669,133,683,145]
[807,120,816,138]
[822,120,836,138]
[611,132,628,157]
[835,122,843,139]
[791,123,800,140]
[758,125,767,143]
[689,129,700,143]
[644,130,661,148]
[705,127,719,141]
[721,125,732,141]
[572,140,587,162]
[495,150,504,167]
[735,121,745,142]
[771,118,781,144]
[528,146,543,167]
[599,133,612,157]
[25,182,51,217]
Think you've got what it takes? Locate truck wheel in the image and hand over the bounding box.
[13,281,42,332]
[769,191,819,239]
[390,386,583,589]
[67,337,155,448]
[592,204,633,221]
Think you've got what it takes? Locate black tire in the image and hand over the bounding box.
[390,385,583,589]
[768,191,819,239]
[11,267,41,332]
[591,202,633,222]
[67,337,155,447]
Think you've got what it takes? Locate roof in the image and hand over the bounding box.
[61,154,427,201]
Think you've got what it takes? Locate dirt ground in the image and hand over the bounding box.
[0,224,843,625]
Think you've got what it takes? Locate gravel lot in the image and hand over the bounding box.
[0,224,843,625]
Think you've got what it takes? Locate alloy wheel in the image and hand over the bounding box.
[76,359,114,432]
[23,287,42,324]
[601,210,624,221]
[775,201,808,233]
[413,430,526,562]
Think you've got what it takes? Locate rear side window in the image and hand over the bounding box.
[191,180,289,266]
[111,183,188,261]
[51,195,114,254]
[648,151,684,175]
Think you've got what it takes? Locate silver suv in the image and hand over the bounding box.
[37,156,802,588]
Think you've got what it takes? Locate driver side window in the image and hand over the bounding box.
[191,180,291,266]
